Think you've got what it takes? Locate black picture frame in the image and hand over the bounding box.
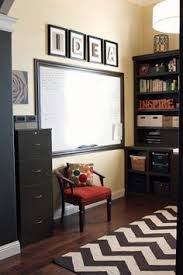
[48,24,67,57]
[104,40,118,67]
[87,35,103,64]
[69,30,86,60]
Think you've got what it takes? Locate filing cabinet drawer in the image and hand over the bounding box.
[19,184,53,223]
[151,152,169,165]
[15,129,52,160]
[151,162,169,173]
[20,217,53,246]
[16,159,52,186]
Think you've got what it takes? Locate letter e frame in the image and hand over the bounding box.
[87,35,103,64]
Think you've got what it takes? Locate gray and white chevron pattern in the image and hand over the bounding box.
[54,205,177,274]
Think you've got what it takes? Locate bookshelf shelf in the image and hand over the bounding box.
[137,109,179,114]
[149,171,171,177]
[137,72,179,79]
[128,169,147,175]
[137,90,179,96]
[137,127,178,130]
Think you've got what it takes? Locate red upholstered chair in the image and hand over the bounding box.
[54,166,111,232]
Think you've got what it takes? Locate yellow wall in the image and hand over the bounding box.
[9,0,143,214]
[142,4,179,53]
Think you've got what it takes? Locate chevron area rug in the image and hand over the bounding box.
[53,205,177,274]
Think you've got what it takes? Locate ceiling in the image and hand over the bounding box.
[128,0,162,6]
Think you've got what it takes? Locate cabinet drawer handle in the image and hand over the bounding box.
[34,143,41,146]
[34,194,43,199]
[32,169,41,173]
[35,219,43,224]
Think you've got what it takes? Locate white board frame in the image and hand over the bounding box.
[35,59,124,156]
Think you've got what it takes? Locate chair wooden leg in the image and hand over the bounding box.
[61,197,65,223]
[107,196,111,222]
[79,204,85,232]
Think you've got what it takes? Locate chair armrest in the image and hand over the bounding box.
[54,169,74,193]
[93,170,105,186]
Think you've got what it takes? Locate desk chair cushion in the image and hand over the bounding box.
[64,185,111,204]
[67,163,94,186]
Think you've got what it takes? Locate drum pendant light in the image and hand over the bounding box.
[153,0,180,34]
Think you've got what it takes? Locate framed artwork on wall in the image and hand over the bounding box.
[48,24,67,57]
[87,35,103,64]
[69,30,86,60]
[104,40,118,67]
[12,70,28,104]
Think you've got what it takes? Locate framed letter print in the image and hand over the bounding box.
[69,30,86,60]
[48,25,67,57]
[87,36,103,64]
[104,40,118,67]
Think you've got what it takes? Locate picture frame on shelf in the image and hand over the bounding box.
[104,40,118,67]
[87,35,103,64]
[139,63,151,76]
[48,24,67,57]
[154,34,169,53]
[69,30,86,60]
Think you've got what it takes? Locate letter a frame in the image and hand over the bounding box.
[104,40,118,67]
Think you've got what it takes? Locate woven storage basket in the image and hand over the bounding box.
[130,155,146,171]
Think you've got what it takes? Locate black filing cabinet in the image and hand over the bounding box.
[15,129,53,246]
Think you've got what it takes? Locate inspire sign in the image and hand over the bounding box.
[138,98,175,110]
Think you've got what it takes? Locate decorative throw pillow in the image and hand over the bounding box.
[67,163,94,186]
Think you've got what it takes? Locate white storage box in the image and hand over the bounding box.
[172,116,179,127]
[149,115,163,127]
[137,115,150,127]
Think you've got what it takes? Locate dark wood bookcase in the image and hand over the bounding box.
[125,50,179,199]
[133,50,179,147]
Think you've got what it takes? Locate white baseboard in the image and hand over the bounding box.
[0,241,21,261]
[54,188,124,220]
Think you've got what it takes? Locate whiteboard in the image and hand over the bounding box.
[35,60,124,155]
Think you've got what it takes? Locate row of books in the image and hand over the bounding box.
[139,79,179,93]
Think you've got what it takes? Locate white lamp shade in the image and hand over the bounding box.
[153,0,180,34]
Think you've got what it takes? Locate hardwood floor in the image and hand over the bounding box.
[0,197,173,275]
